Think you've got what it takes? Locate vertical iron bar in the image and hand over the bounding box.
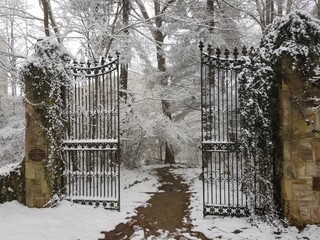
[226,64,230,207]
[199,42,205,214]
[116,53,121,210]
[107,70,109,138]
[217,57,220,141]
[68,151,71,197]
[103,69,106,140]
[88,76,91,139]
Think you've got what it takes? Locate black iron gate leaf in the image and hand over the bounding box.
[62,54,120,210]
[200,42,251,217]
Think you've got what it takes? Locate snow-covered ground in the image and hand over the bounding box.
[0,164,319,240]
[173,167,320,240]
[0,166,159,240]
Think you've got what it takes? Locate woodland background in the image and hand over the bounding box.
[0,0,319,167]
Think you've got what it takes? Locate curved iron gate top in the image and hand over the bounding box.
[63,54,120,210]
[200,42,251,217]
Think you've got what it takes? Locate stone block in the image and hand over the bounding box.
[34,197,46,208]
[285,201,299,224]
[25,162,35,179]
[281,107,291,127]
[296,147,313,161]
[306,164,320,176]
[311,205,320,223]
[292,110,312,135]
[297,165,306,177]
[298,204,311,220]
[292,180,311,191]
[311,140,320,165]
[282,179,292,200]
[283,141,291,161]
[293,190,314,201]
[284,163,297,179]
[36,137,45,147]
[41,180,50,194]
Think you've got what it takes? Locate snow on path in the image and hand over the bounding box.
[172,166,320,240]
[0,165,319,240]
[0,166,158,240]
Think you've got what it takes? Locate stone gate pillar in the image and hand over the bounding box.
[24,81,51,208]
[21,38,70,208]
[280,57,320,226]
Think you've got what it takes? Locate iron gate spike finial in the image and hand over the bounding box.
[225,48,230,59]
[94,58,99,74]
[216,47,221,58]
[242,46,247,56]
[233,47,239,59]
[207,44,212,55]
[199,41,204,52]
[101,56,105,65]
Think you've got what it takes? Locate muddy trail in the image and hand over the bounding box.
[99,166,209,240]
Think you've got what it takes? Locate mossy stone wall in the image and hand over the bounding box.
[280,57,320,226]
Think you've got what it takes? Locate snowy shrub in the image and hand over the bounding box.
[0,95,24,169]
[239,11,320,222]
[0,163,25,204]
[120,71,200,168]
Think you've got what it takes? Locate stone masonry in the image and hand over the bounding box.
[24,94,51,207]
[280,57,320,226]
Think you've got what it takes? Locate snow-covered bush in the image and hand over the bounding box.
[0,94,24,169]
[120,72,201,168]
[239,11,320,222]
[0,94,25,204]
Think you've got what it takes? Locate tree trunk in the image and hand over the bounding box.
[276,0,283,16]
[41,0,50,37]
[207,0,215,32]
[47,0,61,43]
[266,0,274,26]
[286,0,293,15]
[120,0,130,100]
[120,64,128,100]
[154,0,175,164]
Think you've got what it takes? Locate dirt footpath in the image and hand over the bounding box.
[100,166,209,240]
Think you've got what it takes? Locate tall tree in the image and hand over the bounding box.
[40,0,61,42]
[55,0,122,58]
[0,0,39,95]
[134,0,176,164]
[120,0,130,100]
[207,0,215,32]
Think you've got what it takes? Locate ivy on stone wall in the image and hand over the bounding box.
[20,37,72,199]
[239,11,320,222]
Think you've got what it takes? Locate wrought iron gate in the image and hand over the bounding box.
[200,42,249,217]
[63,54,120,210]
